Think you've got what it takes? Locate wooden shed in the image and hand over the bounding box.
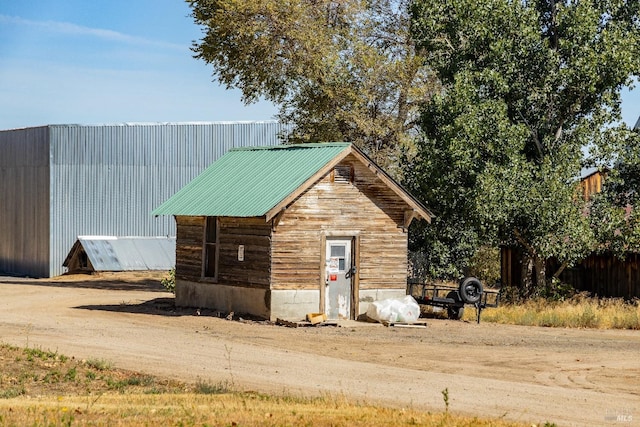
[153,143,432,321]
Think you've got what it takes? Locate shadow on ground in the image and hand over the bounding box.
[74,298,267,322]
[0,273,168,292]
[75,298,188,317]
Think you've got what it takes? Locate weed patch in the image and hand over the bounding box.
[195,378,233,394]
[85,358,112,371]
[473,295,640,329]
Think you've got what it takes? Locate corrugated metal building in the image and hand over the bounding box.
[0,122,284,277]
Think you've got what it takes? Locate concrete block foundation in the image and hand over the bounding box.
[176,280,406,322]
[176,280,270,319]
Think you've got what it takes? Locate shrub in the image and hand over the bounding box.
[86,358,112,371]
[161,268,176,294]
[466,246,501,286]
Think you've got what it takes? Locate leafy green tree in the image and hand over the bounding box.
[589,138,640,257]
[409,0,640,292]
[186,0,437,173]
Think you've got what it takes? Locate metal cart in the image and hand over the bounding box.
[408,277,500,323]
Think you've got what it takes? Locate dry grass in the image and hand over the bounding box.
[0,394,533,426]
[468,295,640,329]
[0,343,535,426]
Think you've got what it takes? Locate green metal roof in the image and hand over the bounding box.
[152,143,351,217]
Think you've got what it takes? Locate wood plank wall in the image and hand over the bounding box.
[501,246,640,298]
[176,215,272,289]
[272,155,409,291]
[581,171,604,201]
[175,215,205,280]
[218,217,271,288]
[559,254,640,298]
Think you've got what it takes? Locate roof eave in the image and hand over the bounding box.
[348,145,433,223]
[266,144,433,224]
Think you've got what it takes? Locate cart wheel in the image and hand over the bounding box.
[447,305,465,320]
[446,291,464,320]
[459,277,483,304]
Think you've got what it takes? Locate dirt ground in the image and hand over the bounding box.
[0,273,638,427]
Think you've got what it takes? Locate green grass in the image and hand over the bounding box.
[195,378,233,394]
[85,358,112,371]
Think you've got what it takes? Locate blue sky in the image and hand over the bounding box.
[0,1,639,130]
[0,0,277,129]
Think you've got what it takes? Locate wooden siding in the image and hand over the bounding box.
[217,217,271,288]
[500,246,520,288]
[501,246,640,298]
[175,216,206,280]
[550,254,640,298]
[271,154,409,291]
[175,215,272,289]
[581,171,604,201]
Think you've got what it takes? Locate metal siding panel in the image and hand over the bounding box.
[46,122,283,276]
[132,238,175,270]
[0,127,50,277]
[157,238,176,268]
[108,240,142,270]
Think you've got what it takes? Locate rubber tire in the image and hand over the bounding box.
[459,277,483,304]
[446,291,464,320]
[447,305,465,320]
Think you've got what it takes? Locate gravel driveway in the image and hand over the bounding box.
[0,274,638,426]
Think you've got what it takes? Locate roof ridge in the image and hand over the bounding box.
[230,142,351,152]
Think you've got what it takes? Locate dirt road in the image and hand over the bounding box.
[0,274,638,426]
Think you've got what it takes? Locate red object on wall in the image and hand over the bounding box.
[330,274,337,281]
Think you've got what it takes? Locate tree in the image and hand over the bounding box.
[186,0,437,174]
[589,134,640,257]
[408,0,640,292]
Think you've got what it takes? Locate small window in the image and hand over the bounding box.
[330,245,347,271]
[203,216,218,279]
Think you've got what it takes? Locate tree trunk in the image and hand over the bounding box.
[520,252,534,297]
[533,256,546,292]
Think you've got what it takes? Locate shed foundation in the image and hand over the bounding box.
[176,280,269,319]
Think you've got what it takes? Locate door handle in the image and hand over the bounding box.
[345,266,357,279]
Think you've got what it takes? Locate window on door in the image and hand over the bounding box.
[330,244,346,271]
[203,216,218,279]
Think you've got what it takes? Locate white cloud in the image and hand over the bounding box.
[0,14,184,51]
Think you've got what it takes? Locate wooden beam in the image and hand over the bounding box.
[271,209,286,232]
[403,210,417,231]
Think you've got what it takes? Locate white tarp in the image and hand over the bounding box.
[366,295,420,323]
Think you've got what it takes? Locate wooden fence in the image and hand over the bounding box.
[501,247,640,298]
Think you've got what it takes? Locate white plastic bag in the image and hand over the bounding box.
[396,295,420,322]
[366,295,420,323]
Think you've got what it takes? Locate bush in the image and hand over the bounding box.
[466,246,501,286]
[499,279,577,304]
[161,268,175,294]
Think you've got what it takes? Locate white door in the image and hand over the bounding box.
[325,239,353,320]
